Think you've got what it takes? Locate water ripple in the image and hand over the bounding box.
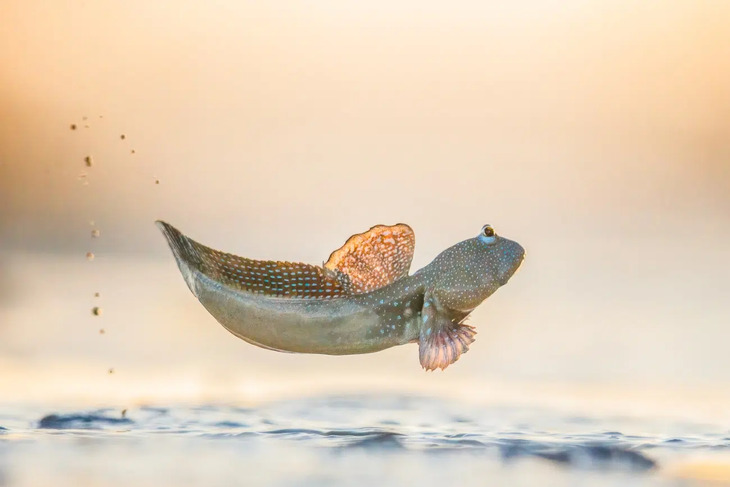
[1,394,726,486]
[38,412,133,430]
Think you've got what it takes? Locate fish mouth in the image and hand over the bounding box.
[499,275,513,286]
[500,246,525,285]
[511,251,526,276]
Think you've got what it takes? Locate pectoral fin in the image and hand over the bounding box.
[418,295,476,371]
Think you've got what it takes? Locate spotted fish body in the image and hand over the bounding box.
[157,221,524,370]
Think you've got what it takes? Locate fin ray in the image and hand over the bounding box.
[418,293,476,371]
[324,224,415,294]
[419,322,476,371]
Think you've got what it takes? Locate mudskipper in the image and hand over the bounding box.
[158,221,524,370]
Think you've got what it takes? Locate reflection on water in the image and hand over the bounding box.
[1,394,729,486]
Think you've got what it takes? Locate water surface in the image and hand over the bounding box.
[1,394,727,486]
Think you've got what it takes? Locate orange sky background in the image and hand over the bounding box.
[0,0,729,408]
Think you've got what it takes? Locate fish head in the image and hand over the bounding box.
[427,224,525,312]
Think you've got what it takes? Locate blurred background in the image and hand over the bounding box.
[0,0,728,416]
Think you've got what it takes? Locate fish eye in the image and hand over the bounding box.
[479,224,497,244]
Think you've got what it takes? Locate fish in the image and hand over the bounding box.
[156,221,525,371]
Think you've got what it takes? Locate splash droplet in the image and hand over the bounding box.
[120,134,126,140]
[91,229,100,238]
[99,329,105,334]
[92,306,102,316]
[108,368,114,374]
[94,292,100,298]
[84,156,93,167]
[70,124,77,130]
[86,252,94,261]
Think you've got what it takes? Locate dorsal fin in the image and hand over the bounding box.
[324,224,415,294]
[157,221,347,299]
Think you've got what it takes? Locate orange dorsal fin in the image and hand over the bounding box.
[324,224,415,294]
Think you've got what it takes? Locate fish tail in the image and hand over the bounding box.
[156,220,204,296]
[157,220,348,299]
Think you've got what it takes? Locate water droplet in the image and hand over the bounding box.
[70,124,77,130]
[99,328,105,334]
[92,306,102,316]
[84,156,93,167]
[94,292,100,298]
[91,229,100,238]
[86,252,94,261]
[120,134,126,140]
[108,368,114,374]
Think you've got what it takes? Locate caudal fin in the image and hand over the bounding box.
[156,220,205,295]
[155,220,348,299]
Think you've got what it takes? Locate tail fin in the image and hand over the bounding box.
[156,220,348,299]
[156,220,204,296]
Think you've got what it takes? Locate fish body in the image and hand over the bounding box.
[158,221,524,370]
